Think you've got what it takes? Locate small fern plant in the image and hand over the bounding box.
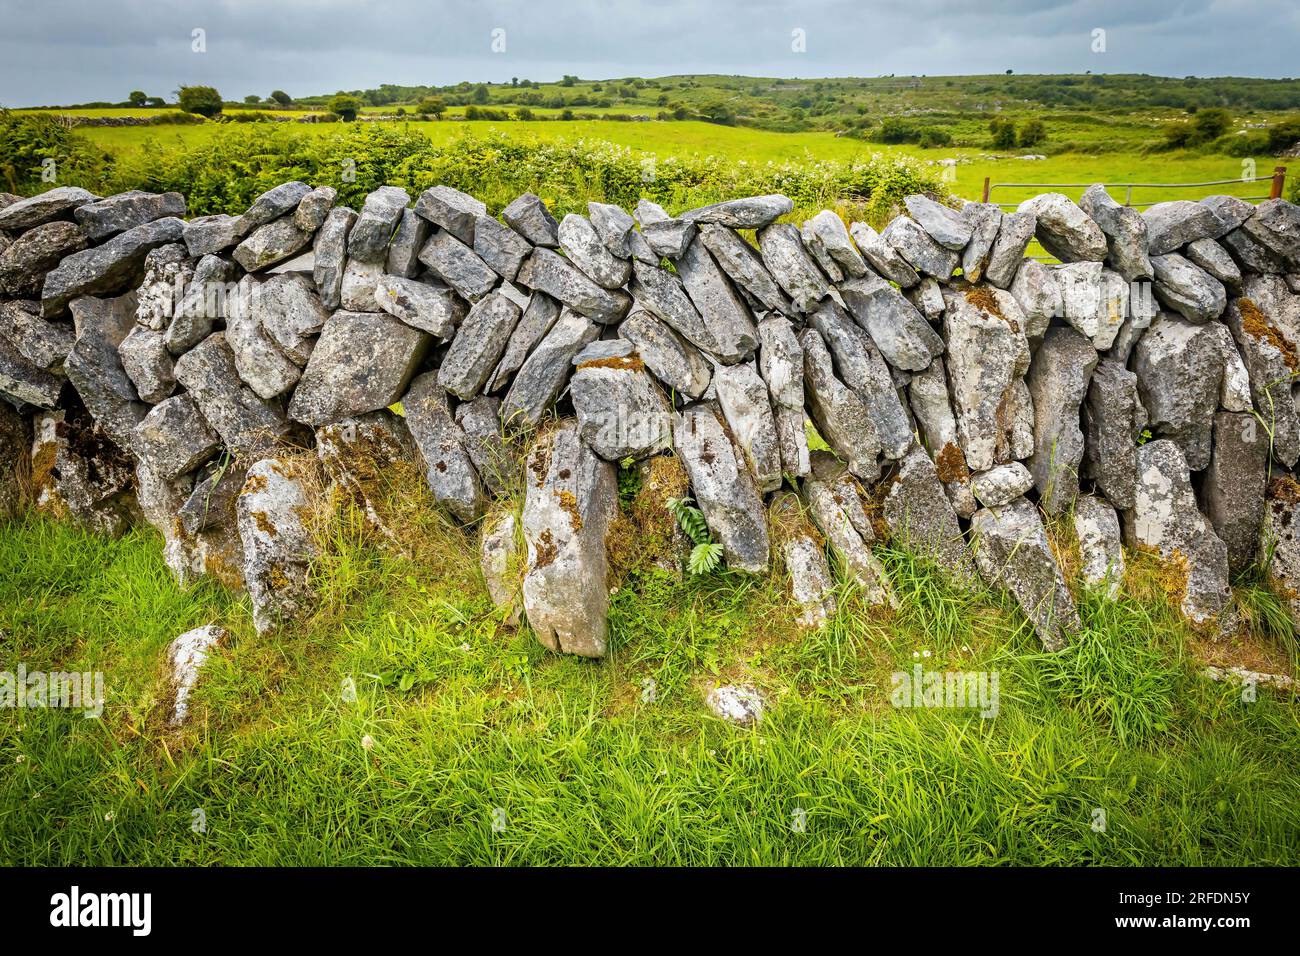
[666,496,724,575]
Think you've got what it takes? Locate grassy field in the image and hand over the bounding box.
[58,117,1288,208]
[2,466,1298,865]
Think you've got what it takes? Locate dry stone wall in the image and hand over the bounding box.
[3,177,1300,655]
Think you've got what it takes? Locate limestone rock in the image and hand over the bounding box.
[521,419,619,656]
[183,214,242,257]
[620,307,712,401]
[673,402,770,573]
[480,510,522,625]
[959,201,1003,282]
[473,213,532,282]
[518,247,630,323]
[0,298,74,370]
[455,396,518,496]
[75,190,186,242]
[1009,260,1062,343]
[386,208,432,279]
[1017,193,1107,262]
[771,493,837,628]
[118,326,175,403]
[252,272,330,365]
[881,215,958,279]
[347,186,409,263]
[1200,195,1255,237]
[30,407,137,536]
[41,217,185,315]
[941,286,1032,472]
[1185,237,1242,293]
[1262,476,1300,630]
[166,625,225,726]
[807,299,912,458]
[1241,198,1300,265]
[374,274,465,340]
[1142,200,1221,256]
[414,185,488,245]
[904,195,972,251]
[570,341,673,461]
[290,311,429,425]
[1225,295,1300,467]
[802,461,891,605]
[1133,314,1224,471]
[0,186,97,231]
[629,258,715,351]
[293,186,337,232]
[882,445,978,586]
[173,332,297,457]
[671,238,756,363]
[1124,439,1230,627]
[849,221,920,287]
[133,394,220,481]
[0,221,89,296]
[237,458,318,635]
[63,296,151,449]
[971,462,1033,507]
[712,360,782,491]
[705,684,766,726]
[971,498,1079,651]
[501,192,559,247]
[838,272,944,372]
[1074,495,1124,599]
[559,214,632,289]
[488,292,561,393]
[1078,184,1153,281]
[681,195,793,229]
[402,371,483,522]
[983,210,1037,289]
[1082,361,1146,510]
[1202,410,1269,575]
[418,229,499,302]
[313,206,357,310]
[1026,327,1097,513]
[799,327,881,482]
[1151,253,1226,323]
[438,292,521,400]
[758,223,830,313]
[240,182,311,233]
[226,277,302,399]
[499,308,599,429]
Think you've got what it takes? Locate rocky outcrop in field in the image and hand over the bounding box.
[3,179,1299,653]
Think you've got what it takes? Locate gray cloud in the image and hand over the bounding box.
[0,0,1297,107]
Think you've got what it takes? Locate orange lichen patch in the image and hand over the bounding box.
[965,286,1021,333]
[1268,474,1300,504]
[252,511,276,536]
[242,471,269,495]
[533,527,558,569]
[576,355,645,372]
[1239,298,1298,371]
[557,489,583,532]
[1125,543,1191,609]
[934,442,970,484]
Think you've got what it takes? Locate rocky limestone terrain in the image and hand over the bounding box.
[3,178,1300,669]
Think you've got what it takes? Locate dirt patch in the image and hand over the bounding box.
[576,355,645,372]
[934,442,970,484]
[965,287,1020,333]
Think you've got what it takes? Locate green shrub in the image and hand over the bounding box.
[99,125,946,225]
[0,109,113,194]
[1018,118,1047,147]
[178,85,223,118]
[989,117,1017,149]
[917,128,952,149]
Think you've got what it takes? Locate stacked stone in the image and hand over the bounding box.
[2,177,1299,655]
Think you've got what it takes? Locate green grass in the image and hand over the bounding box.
[71,118,1285,207]
[2,498,1298,866]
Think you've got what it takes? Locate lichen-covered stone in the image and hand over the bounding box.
[1026,327,1097,513]
[236,458,318,635]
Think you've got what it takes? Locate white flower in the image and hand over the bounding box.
[460,642,470,652]
[104,811,115,822]
[922,649,932,658]
[361,734,375,752]
[15,754,25,764]
[912,651,921,660]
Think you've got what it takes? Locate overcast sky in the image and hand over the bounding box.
[1,0,1298,107]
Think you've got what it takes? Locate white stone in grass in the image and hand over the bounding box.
[705,684,766,727]
[167,625,225,726]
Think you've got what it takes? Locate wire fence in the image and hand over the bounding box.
[981,166,1288,208]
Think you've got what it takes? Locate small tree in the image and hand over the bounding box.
[416,96,447,118]
[127,90,147,107]
[1193,108,1231,143]
[1018,118,1047,148]
[270,90,292,106]
[329,94,362,122]
[178,85,223,118]
[145,96,166,108]
[472,84,490,104]
[989,117,1017,150]
[244,95,261,105]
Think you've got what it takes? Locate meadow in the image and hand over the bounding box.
[2,482,1298,866]
[54,117,1291,210]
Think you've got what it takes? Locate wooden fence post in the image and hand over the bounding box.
[981,177,990,203]
[1271,167,1287,200]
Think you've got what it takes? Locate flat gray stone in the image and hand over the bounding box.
[1074,495,1124,599]
[488,292,561,393]
[402,371,483,522]
[619,307,712,401]
[240,181,311,233]
[881,215,958,279]
[1133,314,1225,471]
[414,185,487,244]
[500,308,599,429]
[628,258,714,350]
[673,237,757,363]
[418,229,499,302]
[473,213,532,282]
[697,223,791,313]
[0,186,97,231]
[233,217,313,273]
[1203,409,1269,575]
[680,194,793,229]
[438,291,521,400]
[118,325,175,403]
[501,192,559,247]
[0,221,89,297]
[41,217,185,316]
[838,272,944,372]
[959,201,1003,282]
[133,393,219,481]
[983,210,1036,288]
[183,214,242,257]
[758,223,830,313]
[1144,200,1228,256]
[173,332,298,456]
[517,247,630,323]
[904,194,972,251]
[347,186,409,263]
[1026,327,1097,513]
[1017,192,1107,262]
[558,214,631,289]
[1151,253,1226,323]
[75,190,186,242]
[1082,361,1147,510]
[850,221,920,287]
[1078,184,1152,281]
[313,206,357,310]
[289,311,429,425]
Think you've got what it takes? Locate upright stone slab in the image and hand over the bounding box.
[1026,327,1097,514]
[521,420,619,657]
[236,458,318,635]
[1202,410,1269,576]
[882,445,978,586]
[401,371,483,523]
